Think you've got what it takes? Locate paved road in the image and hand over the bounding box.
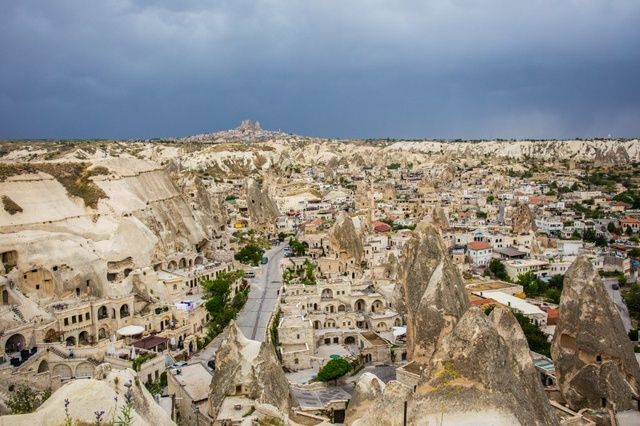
[189,243,285,364]
[602,278,632,332]
[236,243,285,341]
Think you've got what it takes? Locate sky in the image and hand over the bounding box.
[1,0,639,140]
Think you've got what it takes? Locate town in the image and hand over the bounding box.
[0,123,639,425]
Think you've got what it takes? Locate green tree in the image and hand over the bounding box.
[624,283,640,322]
[234,244,263,265]
[513,311,551,357]
[6,386,50,414]
[629,248,640,258]
[317,358,351,382]
[288,238,308,257]
[488,259,510,281]
[517,271,546,298]
[202,270,247,337]
[302,260,316,285]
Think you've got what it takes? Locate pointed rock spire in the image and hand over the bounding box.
[551,256,640,412]
[398,224,469,365]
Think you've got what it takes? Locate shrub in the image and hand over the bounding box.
[317,358,351,382]
[1,195,23,215]
[234,244,263,265]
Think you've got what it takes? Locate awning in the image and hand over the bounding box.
[117,325,145,336]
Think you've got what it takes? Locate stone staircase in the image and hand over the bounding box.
[48,346,69,360]
[11,306,26,323]
[87,357,101,366]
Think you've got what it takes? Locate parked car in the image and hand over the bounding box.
[261,256,268,265]
[612,283,620,290]
[245,271,256,278]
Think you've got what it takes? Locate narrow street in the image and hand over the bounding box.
[190,243,285,364]
[237,243,286,341]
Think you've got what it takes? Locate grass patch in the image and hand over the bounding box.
[2,195,23,214]
[0,162,107,208]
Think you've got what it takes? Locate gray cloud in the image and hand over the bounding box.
[0,0,639,139]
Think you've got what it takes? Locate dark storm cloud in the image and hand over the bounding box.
[1,0,639,139]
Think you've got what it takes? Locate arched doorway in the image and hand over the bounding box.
[44,328,58,343]
[5,333,26,353]
[394,318,402,326]
[354,299,366,312]
[2,289,8,305]
[98,327,108,340]
[98,306,108,320]
[78,331,90,345]
[52,364,72,379]
[120,304,130,318]
[371,300,384,313]
[37,360,49,373]
[76,362,95,378]
[65,336,76,346]
[345,336,356,345]
[313,320,322,330]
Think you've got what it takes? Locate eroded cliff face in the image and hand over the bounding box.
[208,322,290,419]
[551,256,640,413]
[347,309,559,426]
[328,212,364,264]
[246,178,280,230]
[0,366,174,426]
[0,157,225,302]
[511,203,537,235]
[431,205,449,230]
[399,224,469,365]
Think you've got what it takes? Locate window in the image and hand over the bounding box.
[72,316,77,324]
[294,358,299,364]
[296,334,300,339]
[85,312,90,320]
[64,318,69,326]
[324,338,330,344]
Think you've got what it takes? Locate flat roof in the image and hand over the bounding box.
[170,363,212,402]
[473,291,545,316]
[132,335,168,350]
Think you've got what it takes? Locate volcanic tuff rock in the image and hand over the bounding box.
[511,202,537,235]
[431,204,449,229]
[246,178,280,230]
[489,307,560,425]
[0,366,174,426]
[208,321,291,418]
[551,256,640,412]
[399,224,469,365]
[347,308,559,426]
[328,212,364,264]
[344,372,386,425]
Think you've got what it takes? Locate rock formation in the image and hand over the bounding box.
[208,321,290,419]
[0,366,173,426]
[347,308,559,425]
[399,224,469,365]
[344,372,386,424]
[246,178,280,230]
[511,203,537,235]
[551,256,640,413]
[328,212,364,264]
[431,204,449,230]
